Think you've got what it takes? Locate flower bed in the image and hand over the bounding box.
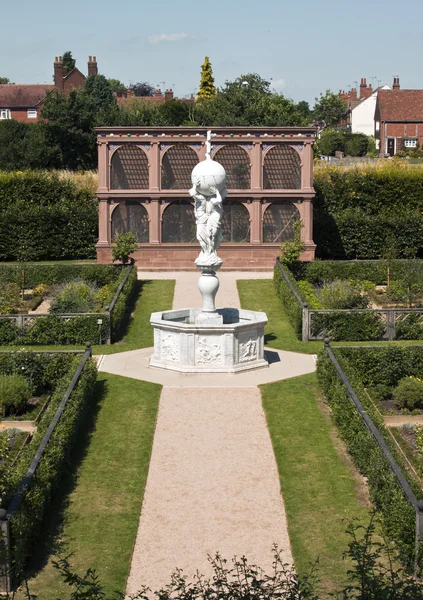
[317,344,423,572]
[0,348,97,588]
[274,259,423,341]
[0,264,137,345]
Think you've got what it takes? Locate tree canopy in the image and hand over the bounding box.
[197,56,216,101]
[128,82,155,97]
[313,90,348,128]
[62,51,76,73]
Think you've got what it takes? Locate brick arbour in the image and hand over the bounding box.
[96,126,316,269]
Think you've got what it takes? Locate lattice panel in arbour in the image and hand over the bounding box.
[110,146,149,189]
[222,201,250,242]
[263,200,300,243]
[161,146,199,190]
[162,200,196,242]
[263,145,301,189]
[111,201,149,242]
[395,311,423,338]
[214,146,250,189]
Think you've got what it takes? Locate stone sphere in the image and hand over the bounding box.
[191,159,226,196]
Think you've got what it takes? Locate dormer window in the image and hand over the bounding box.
[0,109,11,119]
[27,109,37,119]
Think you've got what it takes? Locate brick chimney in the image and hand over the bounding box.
[165,88,174,101]
[154,89,163,97]
[393,76,400,89]
[88,56,98,77]
[350,87,357,101]
[359,78,372,100]
[54,56,64,92]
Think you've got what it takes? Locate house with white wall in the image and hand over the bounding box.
[351,84,391,138]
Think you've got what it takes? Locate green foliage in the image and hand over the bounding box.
[273,263,304,338]
[197,56,216,101]
[0,77,12,84]
[310,311,385,341]
[62,51,76,73]
[0,373,31,416]
[313,90,348,128]
[107,78,127,97]
[317,346,423,571]
[9,354,97,578]
[280,220,305,265]
[0,351,71,392]
[112,232,137,264]
[0,283,21,314]
[316,279,368,309]
[0,265,135,345]
[50,280,98,314]
[0,263,120,289]
[317,129,370,157]
[0,120,61,171]
[0,171,97,261]
[297,280,323,309]
[393,376,423,410]
[314,165,423,259]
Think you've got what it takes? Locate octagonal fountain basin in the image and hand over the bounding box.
[150,308,268,373]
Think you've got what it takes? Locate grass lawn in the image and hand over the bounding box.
[0,279,175,355]
[261,373,371,595]
[237,279,423,353]
[17,372,161,599]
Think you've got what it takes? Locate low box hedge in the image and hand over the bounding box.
[3,350,97,578]
[0,264,136,345]
[317,345,423,571]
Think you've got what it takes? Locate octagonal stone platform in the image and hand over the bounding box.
[150,308,268,373]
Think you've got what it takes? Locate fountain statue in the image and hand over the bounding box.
[150,131,268,373]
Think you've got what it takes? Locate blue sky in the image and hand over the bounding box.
[2,0,422,104]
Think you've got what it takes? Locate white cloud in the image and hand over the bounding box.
[271,78,286,90]
[148,33,194,44]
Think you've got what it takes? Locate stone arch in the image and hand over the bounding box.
[263,200,300,243]
[222,200,250,242]
[213,146,251,189]
[110,145,149,189]
[263,145,301,189]
[161,145,199,190]
[162,200,196,242]
[111,201,149,242]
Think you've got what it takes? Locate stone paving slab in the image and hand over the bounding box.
[99,347,316,387]
[1,421,36,433]
[126,386,293,595]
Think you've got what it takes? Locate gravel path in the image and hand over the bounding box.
[126,386,293,595]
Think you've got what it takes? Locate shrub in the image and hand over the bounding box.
[273,263,304,338]
[317,347,422,571]
[316,279,368,309]
[0,373,30,416]
[50,279,98,314]
[112,231,137,264]
[393,376,423,411]
[0,283,21,314]
[310,310,384,341]
[0,171,97,261]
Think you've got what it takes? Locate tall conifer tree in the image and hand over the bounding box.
[197,56,216,101]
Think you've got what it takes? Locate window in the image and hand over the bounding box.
[0,109,11,120]
[263,145,301,189]
[375,121,380,131]
[111,201,149,242]
[263,200,300,243]
[404,138,417,148]
[162,200,196,242]
[27,109,37,119]
[110,146,149,189]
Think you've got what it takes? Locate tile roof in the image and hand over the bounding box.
[0,84,54,108]
[378,89,423,121]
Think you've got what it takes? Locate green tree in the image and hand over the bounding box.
[129,81,155,97]
[313,89,348,128]
[197,56,216,101]
[82,74,118,123]
[199,73,308,127]
[0,77,13,84]
[112,232,137,264]
[107,78,127,97]
[0,120,61,170]
[62,50,76,73]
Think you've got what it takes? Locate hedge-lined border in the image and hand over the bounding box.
[0,347,97,591]
[317,343,423,573]
[0,264,137,346]
[275,259,423,342]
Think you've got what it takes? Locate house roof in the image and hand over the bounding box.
[378,89,423,121]
[0,84,54,108]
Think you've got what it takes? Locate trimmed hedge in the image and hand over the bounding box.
[0,351,72,392]
[314,165,423,259]
[0,171,98,261]
[273,263,303,338]
[310,311,385,341]
[317,346,423,571]
[0,265,136,345]
[5,352,97,577]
